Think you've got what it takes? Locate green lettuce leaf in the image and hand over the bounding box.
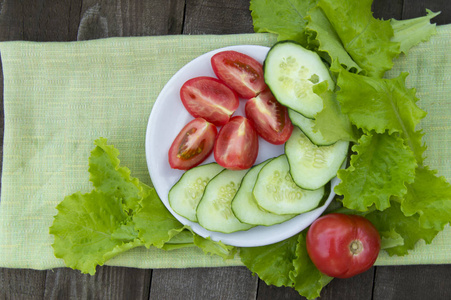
[240,232,332,299]
[400,167,451,231]
[317,0,399,77]
[336,70,426,133]
[312,84,358,143]
[111,222,140,241]
[193,235,237,260]
[335,131,417,211]
[336,69,428,164]
[249,0,316,45]
[391,9,440,54]
[240,235,298,287]
[305,6,362,74]
[379,228,405,250]
[132,183,187,249]
[49,190,143,275]
[289,233,332,299]
[89,137,143,213]
[365,201,439,256]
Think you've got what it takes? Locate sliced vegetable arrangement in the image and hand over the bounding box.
[168,43,347,232]
[169,49,293,172]
[49,1,451,299]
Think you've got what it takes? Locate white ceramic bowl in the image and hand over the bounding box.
[145,45,338,247]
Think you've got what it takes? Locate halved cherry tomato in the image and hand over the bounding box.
[214,116,259,170]
[180,77,239,127]
[211,51,267,99]
[306,213,381,279]
[245,88,293,145]
[168,118,217,170]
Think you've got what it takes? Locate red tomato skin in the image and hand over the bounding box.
[306,213,381,279]
[245,89,293,145]
[214,116,259,170]
[211,51,267,99]
[168,118,217,170]
[180,77,239,127]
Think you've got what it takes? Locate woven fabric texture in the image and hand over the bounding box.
[0,28,449,270]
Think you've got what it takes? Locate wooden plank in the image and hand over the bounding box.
[402,0,450,25]
[257,267,374,300]
[0,268,46,300]
[22,0,82,41]
[77,0,185,40]
[183,0,254,34]
[0,1,24,41]
[43,267,151,300]
[373,265,451,299]
[149,267,258,300]
[372,0,404,20]
[257,282,303,300]
[318,268,374,300]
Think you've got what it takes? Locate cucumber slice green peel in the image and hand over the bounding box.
[288,108,337,146]
[253,155,325,215]
[168,163,224,222]
[231,158,297,226]
[285,126,349,190]
[263,40,335,119]
[196,169,254,233]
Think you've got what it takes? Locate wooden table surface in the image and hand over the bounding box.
[0,0,450,299]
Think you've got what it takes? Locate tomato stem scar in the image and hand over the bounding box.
[349,240,363,255]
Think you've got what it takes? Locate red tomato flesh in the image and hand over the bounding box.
[211,51,267,99]
[214,116,259,170]
[245,88,293,145]
[180,76,239,127]
[306,213,381,279]
[168,118,217,170]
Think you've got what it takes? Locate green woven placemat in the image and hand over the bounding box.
[0,28,449,271]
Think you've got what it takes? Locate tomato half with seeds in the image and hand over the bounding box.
[211,51,267,99]
[168,118,217,170]
[214,116,259,170]
[180,76,239,127]
[306,213,381,279]
[245,88,293,145]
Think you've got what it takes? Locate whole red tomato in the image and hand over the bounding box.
[306,213,381,279]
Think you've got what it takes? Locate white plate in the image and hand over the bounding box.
[145,45,338,247]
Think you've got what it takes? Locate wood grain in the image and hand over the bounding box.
[44,267,151,300]
[183,0,254,34]
[77,0,185,40]
[0,268,46,300]
[373,265,451,300]
[372,0,404,20]
[149,267,258,300]
[403,0,450,25]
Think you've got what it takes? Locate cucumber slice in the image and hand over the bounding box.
[253,155,325,215]
[288,108,338,146]
[197,169,254,233]
[231,159,297,226]
[285,126,349,190]
[264,41,334,119]
[168,163,224,222]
